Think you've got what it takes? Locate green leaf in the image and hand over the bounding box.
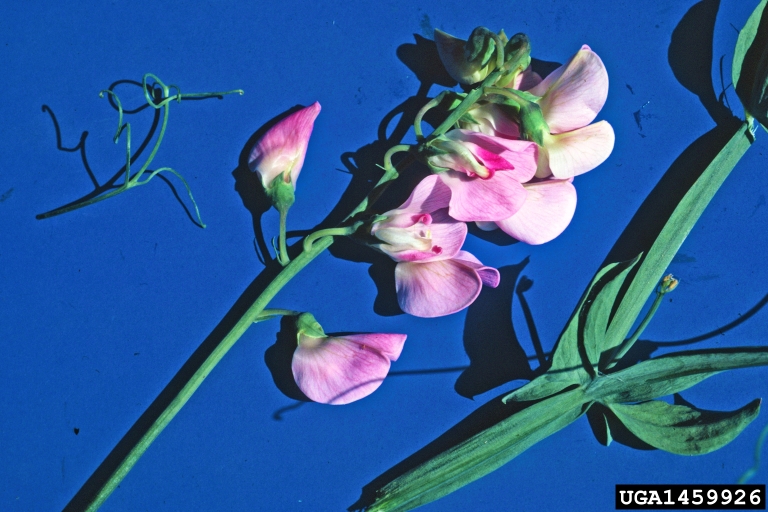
[732,0,768,127]
[733,0,768,90]
[609,399,761,455]
[604,124,753,354]
[583,256,640,369]
[587,348,768,403]
[550,262,622,373]
[501,368,588,403]
[366,388,589,512]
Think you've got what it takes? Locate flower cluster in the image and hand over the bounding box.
[247,27,614,404]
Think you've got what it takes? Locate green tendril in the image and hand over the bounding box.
[37,74,243,225]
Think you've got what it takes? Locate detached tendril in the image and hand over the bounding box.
[37,73,244,227]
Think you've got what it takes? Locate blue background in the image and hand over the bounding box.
[1,1,767,510]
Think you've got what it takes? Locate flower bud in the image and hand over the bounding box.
[434,28,498,85]
[248,102,321,195]
[659,274,679,294]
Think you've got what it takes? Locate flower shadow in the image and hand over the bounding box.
[455,260,537,399]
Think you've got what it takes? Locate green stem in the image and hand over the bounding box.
[254,308,301,323]
[431,70,502,139]
[303,225,358,252]
[38,75,241,222]
[36,186,129,220]
[414,94,444,140]
[83,236,334,512]
[278,206,290,265]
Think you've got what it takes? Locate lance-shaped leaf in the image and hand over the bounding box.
[502,368,588,403]
[366,388,589,512]
[604,124,753,355]
[733,0,768,130]
[583,256,639,369]
[608,399,761,455]
[550,262,622,373]
[586,348,768,403]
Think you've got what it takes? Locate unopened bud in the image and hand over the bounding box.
[659,274,679,294]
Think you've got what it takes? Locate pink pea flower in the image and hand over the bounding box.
[526,45,614,178]
[248,102,321,189]
[475,178,577,245]
[292,325,406,405]
[371,175,500,318]
[464,46,614,180]
[427,129,538,222]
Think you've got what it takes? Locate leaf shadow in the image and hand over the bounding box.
[668,0,733,126]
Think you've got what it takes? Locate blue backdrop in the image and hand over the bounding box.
[1,1,767,510]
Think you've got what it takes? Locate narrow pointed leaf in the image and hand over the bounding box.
[502,368,588,403]
[583,256,639,368]
[587,347,768,403]
[550,262,622,372]
[733,0,768,89]
[604,124,752,353]
[609,399,761,455]
[367,388,589,512]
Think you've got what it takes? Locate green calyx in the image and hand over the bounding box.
[295,312,326,342]
[266,172,296,213]
[495,32,532,87]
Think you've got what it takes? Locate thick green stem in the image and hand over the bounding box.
[83,236,333,512]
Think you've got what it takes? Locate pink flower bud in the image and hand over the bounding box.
[248,102,321,190]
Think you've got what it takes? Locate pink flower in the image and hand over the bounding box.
[248,102,321,190]
[292,325,406,405]
[526,45,614,179]
[464,46,614,180]
[456,46,614,243]
[476,178,577,245]
[427,129,538,222]
[395,250,500,318]
[371,175,500,317]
